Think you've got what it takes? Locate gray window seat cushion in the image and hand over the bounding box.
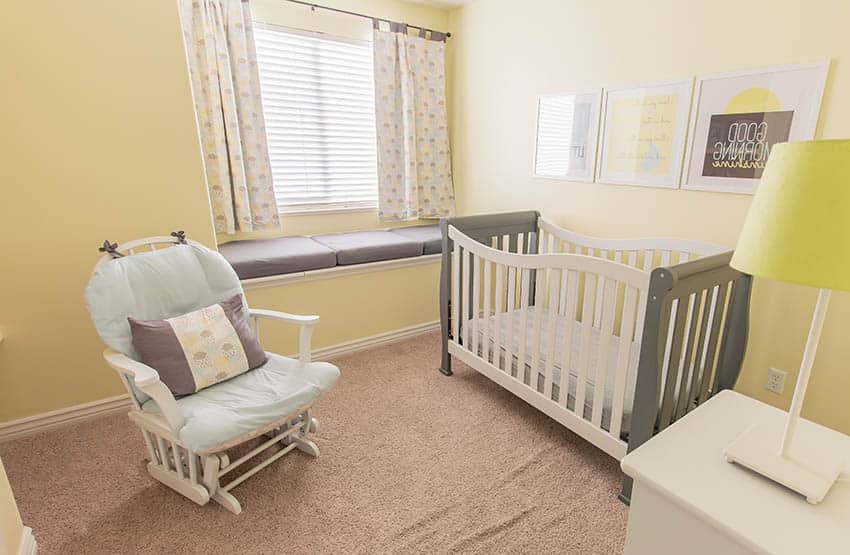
[389,225,441,255]
[313,230,423,265]
[218,236,337,279]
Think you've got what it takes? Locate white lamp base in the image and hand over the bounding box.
[724,423,843,504]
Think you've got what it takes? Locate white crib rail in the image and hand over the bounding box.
[537,219,726,269]
[447,225,650,459]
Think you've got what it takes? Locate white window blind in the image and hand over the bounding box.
[253,24,379,212]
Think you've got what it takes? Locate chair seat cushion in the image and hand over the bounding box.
[312,230,422,265]
[218,236,337,280]
[389,225,442,255]
[142,352,340,453]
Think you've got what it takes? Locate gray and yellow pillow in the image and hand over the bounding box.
[128,294,266,395]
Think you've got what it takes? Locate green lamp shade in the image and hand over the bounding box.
[731,139,850,291]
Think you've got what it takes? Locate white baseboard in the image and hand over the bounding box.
[0,395,132,443]
[309,320,439,360]
[0,321,439,443]
[19,526,37,555]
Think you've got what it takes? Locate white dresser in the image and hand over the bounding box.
[621,390,850,554]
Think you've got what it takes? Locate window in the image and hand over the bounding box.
[253,24,379,212]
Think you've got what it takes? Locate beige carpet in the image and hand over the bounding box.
[0,332,627,554]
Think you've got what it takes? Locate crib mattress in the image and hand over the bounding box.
[464,307,641,437]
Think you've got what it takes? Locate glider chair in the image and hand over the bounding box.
[85,233,339,514]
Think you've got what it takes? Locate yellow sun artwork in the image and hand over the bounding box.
[724,87,781,114]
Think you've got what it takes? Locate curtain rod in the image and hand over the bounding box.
[280,0,452,38]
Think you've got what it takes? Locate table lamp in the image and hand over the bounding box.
[724,139,850,504]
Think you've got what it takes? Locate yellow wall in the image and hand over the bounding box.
[0,0,448,424]
[0,1,214,423]
[0,459,24,555]
[447,0,850,433]
[244,263,440,356]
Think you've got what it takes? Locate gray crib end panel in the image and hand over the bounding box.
[439,218,453,375]
[627,266,675,454]
[441,211,540,245]
[619,267,675,505]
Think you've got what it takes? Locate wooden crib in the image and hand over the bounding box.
[438,211,752,503]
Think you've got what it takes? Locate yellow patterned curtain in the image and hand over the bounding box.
[179,0,280,234]
[373,23,455,222]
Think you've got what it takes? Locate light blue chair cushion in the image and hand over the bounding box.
[85,244,244,360]
[141,352,340,453]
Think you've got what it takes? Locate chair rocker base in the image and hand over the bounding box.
[138,410,321,515]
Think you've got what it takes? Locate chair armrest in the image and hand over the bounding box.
[248,308,319,364]
[102,349,185,432]
[249,308,319,326]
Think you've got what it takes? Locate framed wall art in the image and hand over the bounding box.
[533,90,602,182]
[597,79,693,188]
[683,61,829,194]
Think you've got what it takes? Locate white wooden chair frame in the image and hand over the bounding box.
[96,236,325,514]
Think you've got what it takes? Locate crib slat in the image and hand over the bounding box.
[660,250,671,268]
[679,252,690,264]
[530,267,544,390]
[494,263,504,370]
[543,268,559,400]
[451,244,460,344]
[684,289,711,414]
[461,248,471,348]
[518,268,531,384]
[559,270,579,408]
[610,285,639,439]
[593,251,607,328]
[591,276,617,427]
[693,286,720,402]
[674,291,703,419]
[471,254,481,357]
[505,266,517,375]
[575,273,597,417]
[635,250,654,344]
[530,233,550,382]
[483,260,492,363]
[699,282,731,403]
[642,250,654,271]
[658,295,691,430]
[696,286,722,404]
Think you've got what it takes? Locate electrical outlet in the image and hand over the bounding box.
[766,368,787,395]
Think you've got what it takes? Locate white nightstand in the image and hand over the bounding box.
[621,390,850,555]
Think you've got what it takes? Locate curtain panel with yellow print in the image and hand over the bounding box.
[373,23,455,222]
[179,0,280,234]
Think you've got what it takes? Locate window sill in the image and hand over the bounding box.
[241,253,441,290]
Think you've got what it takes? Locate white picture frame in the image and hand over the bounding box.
[683,61,829,194]
[532,90,602,183]
[597,79,693,188]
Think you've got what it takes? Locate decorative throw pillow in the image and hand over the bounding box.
[128,294,267,396]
